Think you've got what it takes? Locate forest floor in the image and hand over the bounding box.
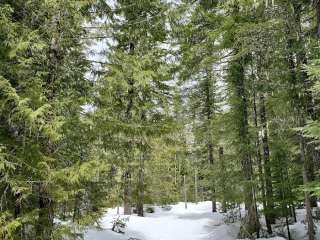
[84,201,297,240]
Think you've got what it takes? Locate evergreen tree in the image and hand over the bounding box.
[95,0,174,217]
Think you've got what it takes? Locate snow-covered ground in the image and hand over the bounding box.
[85,201,239,240]
[84,201,290,240]
[271,208,320,240]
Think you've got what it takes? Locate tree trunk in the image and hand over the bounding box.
[219,147,227,213]
[72,193,81,223]
[301,134,316,240]
[208,142,217,212]
[230,57,259,238]
[255,51,275,229]
[123,41,135,216]
[184,175,187,209]
[209,142,217,212]
[205,70,216,212]
[123,170,132,215]
[174,154,177,185]
[35,14,60,238]
[307,144,318,208]
[13,192,21,218]
[253,91,270,232]
[291,205,297,223]
[314,0,320,37]
[279,160,291,240]
[259,93,275,227]
[137,148,145,217]
[36,184,54,240]
[285,212,292,240]
[194,168,198,204]
[286,4,316,239]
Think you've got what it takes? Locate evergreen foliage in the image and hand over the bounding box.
[1,1,320,240]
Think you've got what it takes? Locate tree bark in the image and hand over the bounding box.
[205,70,216,212]
[137,147,145,217]
[36,184,54,240]
[286,3,316,239]
[259,93,275,227]
[13,192,21,218]
[301,134,316,240]
[72,193,81,223]
[36,13,60,239]
[314,0,320,37]
[123,41,135,216]
[184,175,187,209]
[123,170,132,215]
[219,147,227,213]
[230,57,259,238]
[194,168,198,204]
[255,52,275,229]
[209,141,217,212]
[253,90,270,232]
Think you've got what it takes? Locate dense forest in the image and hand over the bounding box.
[1,0,320,239]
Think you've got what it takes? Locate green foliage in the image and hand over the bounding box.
[0,0,113,239]
[1,0,320,239]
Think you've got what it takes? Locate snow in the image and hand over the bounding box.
[290,209,309,240]
[271,208,320,240]
[84,201,289,240]
[84,201,238,240]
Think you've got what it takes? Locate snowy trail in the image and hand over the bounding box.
[85,201,239,240]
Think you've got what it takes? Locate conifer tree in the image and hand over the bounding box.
[0,1,112,238]
[95,0,174,217]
